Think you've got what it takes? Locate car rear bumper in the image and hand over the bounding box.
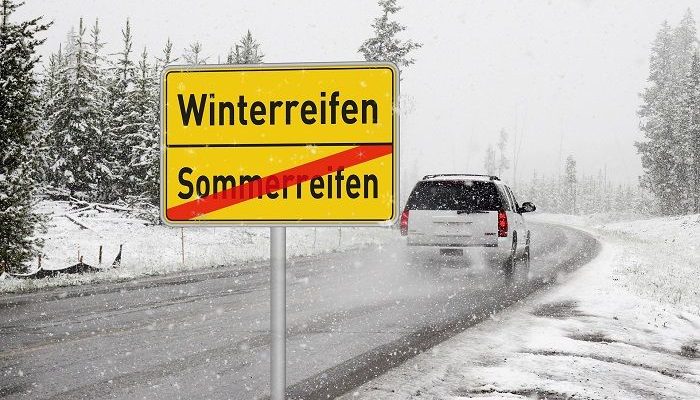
[407,242,498,248]
[403,237,512,263]
[406,235,509,248]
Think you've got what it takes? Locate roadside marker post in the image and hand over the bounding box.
[160,63,399,399]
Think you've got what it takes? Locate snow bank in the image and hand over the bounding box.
[342,214,700,399]
[0,201,396,293]
[534,213,700,314]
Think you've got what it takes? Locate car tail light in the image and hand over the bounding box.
[400,209,409,236]
[498,209,508,237]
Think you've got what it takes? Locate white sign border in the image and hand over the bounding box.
[159,62,400,227]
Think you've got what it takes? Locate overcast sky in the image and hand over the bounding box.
[17,0,700,186]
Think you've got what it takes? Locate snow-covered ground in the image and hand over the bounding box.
[341,213,700,399]
[0,201,395,293]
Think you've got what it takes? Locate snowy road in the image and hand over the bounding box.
[0,223,598,399]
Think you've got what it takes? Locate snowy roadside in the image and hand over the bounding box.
[341,213,700,399]
[0,201,396,293]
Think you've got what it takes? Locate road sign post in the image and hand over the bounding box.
[270,227,286,400]
[160,63,398,398]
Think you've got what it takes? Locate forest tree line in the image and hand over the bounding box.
[36,19,264,210]
[518,156,655,215]
[481,137,652,215]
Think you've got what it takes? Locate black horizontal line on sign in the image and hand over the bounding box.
[166,142,393,148]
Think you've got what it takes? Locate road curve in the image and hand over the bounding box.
[0,223,599,400]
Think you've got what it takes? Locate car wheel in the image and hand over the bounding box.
[502,233,517,281]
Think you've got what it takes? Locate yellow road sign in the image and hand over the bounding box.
[161,63,399,226]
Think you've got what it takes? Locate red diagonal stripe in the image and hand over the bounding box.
[166,144,393,221]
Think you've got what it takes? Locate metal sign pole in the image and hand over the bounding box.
[270,227,286,400]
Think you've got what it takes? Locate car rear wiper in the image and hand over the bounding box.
[456,209,488,214]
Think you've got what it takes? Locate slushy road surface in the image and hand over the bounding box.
[0,223,598,399]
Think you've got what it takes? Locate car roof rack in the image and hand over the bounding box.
[422,174,500,181]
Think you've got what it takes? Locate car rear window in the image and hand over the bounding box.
[405,180,503,211]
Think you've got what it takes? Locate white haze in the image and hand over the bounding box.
[17,0,700,187]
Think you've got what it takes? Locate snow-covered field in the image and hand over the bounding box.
[0,201,395,293]
[342,213,700,399]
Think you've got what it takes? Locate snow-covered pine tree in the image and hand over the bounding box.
[155,37,177,74]
[685,51,700,212]
[564,155,577,213]
[637,21,679,214]
[183,41,207,64]
[614,184,626,213]
[125,47,159,206]
[158,38,175,66]
[637,12,699,215]
[87,18,110,201]
[483,145,496,175]
[670,10,697,213]
[35,49,61,185]
[39,54,59,109]
[0,0,49,272]
[359,0,421,68]
[41,43,67,190]
[228,30,264,64]
[106,19,140,202]
[496,129,509,178]
[153,38,177,120]
[88,19,108,114]
[47,18,109,201]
